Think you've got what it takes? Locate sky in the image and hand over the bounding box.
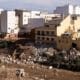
[0,0,80,12]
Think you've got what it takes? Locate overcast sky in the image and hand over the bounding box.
[0,0,80,12]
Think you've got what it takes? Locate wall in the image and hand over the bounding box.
[57,15,73,36]
[28,18,45,28]
[1,11,19,34]
[54,5,69,15]
[56,35,72,50]
[1,11,7,33]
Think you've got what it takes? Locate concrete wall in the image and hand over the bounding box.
[0,9,4,32]
[28,18,45,28]
[1,11,7,33]
[54,5,69,15]
[57,15,72,36]
[1,11,19,34]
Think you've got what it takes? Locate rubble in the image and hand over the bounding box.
[49,66,53,69]
[16,68,25,77]
[40,79,45,80]
[0,43,80,80]
[1,65,5,69]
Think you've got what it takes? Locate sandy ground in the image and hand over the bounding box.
[0,62,80,80]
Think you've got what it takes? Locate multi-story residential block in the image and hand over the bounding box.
[35,24,57,47]
[35,15,80,50]
[15,9,60,28]
[0,9,4,32]
[35,16,62,48]
[54,4,80,15]
[1,10,19,38]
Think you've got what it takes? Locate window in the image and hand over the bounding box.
[51,31,54,35]
[45,25,49,27]
[66,34,69,36]
[71,16,77,20]
[46,31,49,35]
[36,14,40,16]
[37,37,40,40]
[8,28,10,29]
[55,25,57,27]
[59,40,61,43]
[47,38,49,41]
[78,29,80,32]
[24,15,26,17]
[37,31,40,35]
[51,38,54,41]
[42,31,45,35]
[11,30,14,33]
[42,37,45,40]
[15,27,18,29]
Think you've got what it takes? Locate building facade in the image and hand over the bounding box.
[15,10,46,34]
[54,4,80,15]
[35,15,80,50]
[0,9,4,32]
[1,11,19,38]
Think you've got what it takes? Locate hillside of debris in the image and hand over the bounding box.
[0,40,80,71]
[0,40,80,80]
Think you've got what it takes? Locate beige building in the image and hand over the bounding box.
[35,15,80,50]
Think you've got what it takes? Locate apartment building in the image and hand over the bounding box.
[57,15,80,36]
[15,10,45,30]
[0,9,4,32]
[1,10,19,38]
[35,25,57,47]
[54,4,80,15]
[35,16,62,47]
[15,9,31,28]
[57,15,80,50]
[35,15,80,50]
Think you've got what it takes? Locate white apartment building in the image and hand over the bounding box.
[16,10,45,26]
[0,9,62,36]
[15,10,31,27]
[54,4,80,15]
[22,11,31,25]
[15,10,46,32]
[15,10,60,28]
[1,11,19,34]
